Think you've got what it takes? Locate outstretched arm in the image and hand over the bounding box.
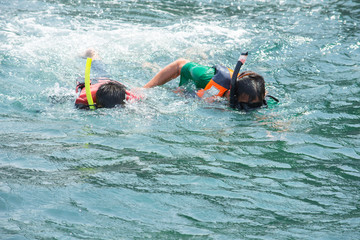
[143,58,189,88]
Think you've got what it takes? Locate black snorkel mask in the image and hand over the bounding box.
[235,94,279,111]
[229,52,279,111]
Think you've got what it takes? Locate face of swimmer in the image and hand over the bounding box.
[224,71,266,110]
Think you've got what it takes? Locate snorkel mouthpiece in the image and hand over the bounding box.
[239,52,248,64]
[230,52,248,108]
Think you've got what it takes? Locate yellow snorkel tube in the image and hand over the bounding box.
[84,58,95,110]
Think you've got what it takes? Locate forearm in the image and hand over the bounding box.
[143,65,178,88]
[143,58,189,88]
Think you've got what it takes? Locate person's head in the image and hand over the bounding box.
[233,71,266,110]
[96,81,127,108]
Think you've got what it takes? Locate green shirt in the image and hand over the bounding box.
[179,62,215,89]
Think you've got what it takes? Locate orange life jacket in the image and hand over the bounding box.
[196,65,237,99]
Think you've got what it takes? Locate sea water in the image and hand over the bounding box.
[0,0,359,239]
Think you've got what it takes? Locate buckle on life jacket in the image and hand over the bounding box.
[76,82,85,93]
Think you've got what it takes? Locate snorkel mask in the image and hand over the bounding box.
[229,52,279,111]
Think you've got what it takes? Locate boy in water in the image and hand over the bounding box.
[75,49,139,109]
[143,58,273,110]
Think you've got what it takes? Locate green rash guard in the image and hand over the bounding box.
[179,62,216,89]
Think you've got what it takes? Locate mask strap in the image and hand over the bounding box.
[237,72,253,80]
[266,94,279,102]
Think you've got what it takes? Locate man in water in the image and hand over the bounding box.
[143,58,273,111]
[75,49,139,109]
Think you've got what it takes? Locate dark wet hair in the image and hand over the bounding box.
[96,81,126,108]
[235,71,265,109]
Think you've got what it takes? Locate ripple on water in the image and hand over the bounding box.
[1,0,360,239]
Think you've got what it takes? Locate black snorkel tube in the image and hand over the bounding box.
[230,52,248,109]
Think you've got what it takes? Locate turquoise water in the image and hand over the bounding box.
[1,0,360,239]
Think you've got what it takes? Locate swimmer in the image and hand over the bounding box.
[75,49,140,109]
[143,55,278,111]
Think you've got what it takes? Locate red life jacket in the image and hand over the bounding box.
[75,80,140,109]
[196,65,237,99]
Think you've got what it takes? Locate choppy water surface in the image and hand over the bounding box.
[1,0,359,239]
